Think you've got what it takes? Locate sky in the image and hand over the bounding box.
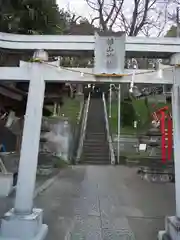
[57,0,93,18]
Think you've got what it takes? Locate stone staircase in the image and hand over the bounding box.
[81,97,110,164]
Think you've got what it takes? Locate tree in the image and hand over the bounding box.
[165,25,177,37]
[65,18,96,35]
[85,0,169,36]
[0,0,70,34]
[0,0,80,116]
[121,100,136,127]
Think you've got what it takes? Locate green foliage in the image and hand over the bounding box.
[0,0,70,34]
[121,100,136,127]
[108,100,137,135]
[165,25,177,37]
[59,97,81,124]
[131,98,149,125]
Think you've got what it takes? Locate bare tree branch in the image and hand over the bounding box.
[84,0,171,36]
[71,14,82,23]
[109,0,124,29]
[85,0,99,10]
[90,16,99,25]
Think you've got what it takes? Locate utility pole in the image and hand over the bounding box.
[177,7,180,38]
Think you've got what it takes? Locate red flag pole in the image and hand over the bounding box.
[160,111,166,163]
[167,116,173,161]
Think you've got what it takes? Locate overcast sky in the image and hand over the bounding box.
[57,0,93,18]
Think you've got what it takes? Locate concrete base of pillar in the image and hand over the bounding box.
[158,216,180,240]
[0,208,48,240]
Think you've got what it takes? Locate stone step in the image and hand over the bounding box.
[86,124,105,128]
[84,139,107,143]
[81,156,110,162]
[86,132,106,136]
[84,139,106,142]
[81,161,110,165]
[80,98,110,165]
[83,141,108,145]
[87,115,104,118]
[86,130,106,134]
[81,152,109,158]
[83,144,108,149]
[83,145,109,150]
[86,130,106,133]
[86,131,105,134]
[83,146,109,151]
[85,136,106,141]
[82,152,109,157]
[87,118,105,121]
[86,123,105,125]
[87,121,105,124]
[85,132,106,134]
[87,114,104,116]
[82,148,109,154]
[85,133,106,136]
[83,143,108,147]
[82,152,109,156]
[83,140,108,144]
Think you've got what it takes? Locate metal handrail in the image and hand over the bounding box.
[77,99,84,124]
[102,93,115,165]
[76,93,90,163]
[68,99,85,164]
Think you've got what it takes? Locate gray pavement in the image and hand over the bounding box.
[35,166,175,240]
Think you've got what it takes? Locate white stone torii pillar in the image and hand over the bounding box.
[158,53,180,240]
[0,51,49,240]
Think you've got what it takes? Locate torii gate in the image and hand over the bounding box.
[0,32,179,240]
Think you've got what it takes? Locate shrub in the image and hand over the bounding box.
[121,100,136,127]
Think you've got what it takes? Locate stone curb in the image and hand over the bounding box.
[33,171,61,199]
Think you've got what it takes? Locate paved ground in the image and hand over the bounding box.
[35,165,175,240]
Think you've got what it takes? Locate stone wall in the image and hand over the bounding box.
[41,117,72,162]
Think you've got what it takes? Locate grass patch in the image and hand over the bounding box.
[53,157,68,168]
[46,97,81,124]
[131,99,149,124]
[60,98,81,124]
[121,126,137,135]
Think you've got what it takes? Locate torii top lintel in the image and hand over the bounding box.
[0,31,180,58]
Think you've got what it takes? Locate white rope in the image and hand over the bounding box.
[43,61,174,78]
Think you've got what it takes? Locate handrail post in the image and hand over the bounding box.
[117,84,121,164]
[109,84,112,118]
[102,92,115,165]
